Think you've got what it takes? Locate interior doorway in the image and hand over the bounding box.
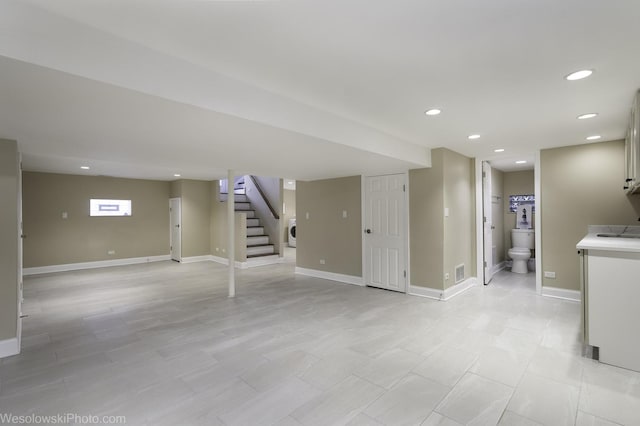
[363,173,408,293]
[170,198,182,262]
[477,157,540,293]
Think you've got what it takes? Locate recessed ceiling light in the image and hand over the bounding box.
[174,174,181,177]
[565,69,593,81]
[586,135,602,141]
[468,134,481,140]
[515,160,527,164]
[577,113,598,120]
[494,148,505,153]
[80,166,90,170]
[425,109,441,116]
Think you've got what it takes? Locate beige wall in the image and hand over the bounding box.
[491,167,505,264]
[503,170,535,257]
[541,140,640,291]
[210,180,232,258]
[296,176,362,277]
[283,189,296,242]
[410,148,475,290]
[178,179,211,258]
[23,172,170,267]
[0,139,18,341]
[443,149,475,289]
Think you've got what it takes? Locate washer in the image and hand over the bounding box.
[288,218,296,247]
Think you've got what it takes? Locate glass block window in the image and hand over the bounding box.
[509,194,535,213]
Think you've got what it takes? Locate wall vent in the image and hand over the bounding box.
[455,264,465,283]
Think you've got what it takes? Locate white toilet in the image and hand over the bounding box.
[509,229,535,274]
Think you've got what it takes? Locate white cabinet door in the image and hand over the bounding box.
[587,249,640,372]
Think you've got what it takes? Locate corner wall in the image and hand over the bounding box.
[296,176,362,277]
[0,139,18,343]
[540,140,640,291]
[410,148,475,290]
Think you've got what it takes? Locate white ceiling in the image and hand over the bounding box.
[1,0,640,180]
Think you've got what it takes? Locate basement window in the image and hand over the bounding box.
[90,199,132,217]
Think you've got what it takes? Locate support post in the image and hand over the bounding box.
[227,169,235,298]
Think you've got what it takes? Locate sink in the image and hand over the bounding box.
[596,233,640,239]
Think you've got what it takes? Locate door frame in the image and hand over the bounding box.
[16,152,22,353]
[169,197,182,262]
[361,172,410,293]
[474,156,542,295]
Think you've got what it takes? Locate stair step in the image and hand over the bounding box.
[246,218,259,226]
[246,245,275,256]
[235,202,252,211]
[247,227,264,236]
[247,236,270,246]
[233,194,248,202]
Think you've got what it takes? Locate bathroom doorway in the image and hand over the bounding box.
[476,156,540,294]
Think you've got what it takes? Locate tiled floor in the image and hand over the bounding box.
[1,257,639,425]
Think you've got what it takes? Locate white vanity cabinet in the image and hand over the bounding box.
[578,230,640,372]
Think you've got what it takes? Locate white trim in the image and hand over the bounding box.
[409,277,479,301]
[491,261,506,275]
[180,255,214,264]
[361,174,367,287]
[404,170,411,294]
[408,285,444,300]
[443,277,479,300]
[0,338,20,358]
[474,158,484,282]
[23,255,171,276]
[295,267,364,286]
[534,150,542,296]
[541,286,581,302]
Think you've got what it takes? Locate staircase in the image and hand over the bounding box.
[231,179,275,258]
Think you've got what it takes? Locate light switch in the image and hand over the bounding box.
[444,208,450,217]
[62,212,68,219]
[342,210,347,218]
[306,212,310,219]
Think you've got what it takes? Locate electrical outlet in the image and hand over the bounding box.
[342,210,347,218]
[444,272,450,280]
[544,271,556,279]
[320,259,326,265]
[215,247,219,252]
[107,250,115,255]
[61,212,68,219]
[222,248,226,253]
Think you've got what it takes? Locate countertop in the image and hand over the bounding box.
[577,225,640,253]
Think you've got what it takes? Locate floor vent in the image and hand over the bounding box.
[455,264,465,283]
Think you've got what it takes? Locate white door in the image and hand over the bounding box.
[170,198,182,262]
[364,174,407,292]
[482,161,494,284]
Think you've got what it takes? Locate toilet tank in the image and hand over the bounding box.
[512,229,535,248]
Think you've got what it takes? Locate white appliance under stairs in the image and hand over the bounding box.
[234,193,275,257]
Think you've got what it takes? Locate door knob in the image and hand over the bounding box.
[365,229,372,234]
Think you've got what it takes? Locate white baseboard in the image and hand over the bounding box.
[408,285,444,300]
[492,261,506,275]
[0,337,19,359]
[542,286,581,302]
[444,277,479,300]
[23,255,171,276]
[181,255,215,264]
[409,277,479,301]
[295,267,364,287]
